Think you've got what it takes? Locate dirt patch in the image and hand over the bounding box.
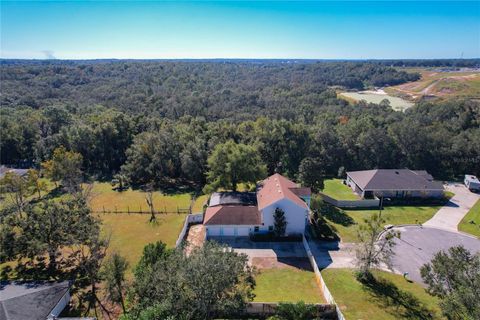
[185,224,206,255]
[251,257,313,271]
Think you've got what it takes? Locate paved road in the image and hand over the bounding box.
[391,226,480,283]
[423,183,480,232]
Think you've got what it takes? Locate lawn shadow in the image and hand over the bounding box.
[31,185,66,203]
[309,217,340,241]
[320,204,355,227]
[358,272,437,320]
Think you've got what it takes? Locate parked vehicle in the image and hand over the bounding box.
[464,175,480,192]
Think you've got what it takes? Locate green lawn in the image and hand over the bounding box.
[253,268,325,303]
[458,199,480,238]
[323,205,441,242]
[322,269,444,320]
[99,212,186,268]
[89,182,192,213]
[321,179,359,200]
[192,194,209,213]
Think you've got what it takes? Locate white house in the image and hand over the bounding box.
[204,173,311,237]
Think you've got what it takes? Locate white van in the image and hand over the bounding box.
[464,175,480,192]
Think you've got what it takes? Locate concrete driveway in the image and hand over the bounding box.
[308,240,357,269]
[391,226,480,283]
[423,183,480,232]
[208,236,307,267]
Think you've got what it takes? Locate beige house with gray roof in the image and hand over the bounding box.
[346,169,444,199]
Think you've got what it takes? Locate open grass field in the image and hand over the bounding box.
[99,212,186,268]
[338,91,413,111]
[322,268,444,320]
[192,194,209,213]
[385,68,480,100]
[253,268,325,303]
[323,205,441,242]
[89,182,192,213]
[458,199,480,238]
[321,179,359,200]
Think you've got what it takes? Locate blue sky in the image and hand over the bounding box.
[1,1,479,59]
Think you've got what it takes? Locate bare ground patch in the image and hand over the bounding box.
[251,257,312,271]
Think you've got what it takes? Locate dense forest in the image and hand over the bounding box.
[1,60,479,188]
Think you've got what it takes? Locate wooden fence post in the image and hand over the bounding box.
[103,206,105,214]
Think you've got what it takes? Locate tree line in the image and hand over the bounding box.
[0,60,419,119]
[1,98,479,191]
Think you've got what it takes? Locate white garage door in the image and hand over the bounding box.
[222,227,235,236]
[236,227,250,236]
[206,227,220,236]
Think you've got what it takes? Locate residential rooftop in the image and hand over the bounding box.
[347,169,443,191]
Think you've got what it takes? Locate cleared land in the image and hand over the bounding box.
[339,91,413,111]
[385,68,480,100]
[253,268,325,303]
[323,205,441,242]
[458,199,480,238]
[89,182,192,213]
[322,268,444,319]
[100,212,185,267]
[322,179,359,200]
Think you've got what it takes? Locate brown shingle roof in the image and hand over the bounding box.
[257,173,309,210]
[203,205,261,225]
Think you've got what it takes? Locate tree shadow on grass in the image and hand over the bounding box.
[320,204,355,227]
[358,272,437,320]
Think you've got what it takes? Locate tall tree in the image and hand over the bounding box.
[26,169,48,199]
[128,241,255,320]
[0,171,31,215]
[297,157,325,193]
[273,208,287,237]
[5,197,99,272]
[204,140,267,192]
[103,253,129,315]
[355,213,400,277]
[421,246,480,320]
[42,146,83,192]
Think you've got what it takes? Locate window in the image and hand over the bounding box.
[268,226,273,231]
[254,226,259,232]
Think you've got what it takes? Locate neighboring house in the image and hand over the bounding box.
[0,166,28,179]
[346,169,444,199]
[204,173,311,237]
[0,281,71,320]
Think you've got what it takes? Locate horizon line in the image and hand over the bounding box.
[1,57,479,61]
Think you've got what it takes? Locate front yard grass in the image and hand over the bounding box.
[89,182,192,213]
[322,268,444,320]
[322,205,441,242]
[321,179,359,200]
[99,212,186,268]
[253,268,325,303]
[458,199,480,238]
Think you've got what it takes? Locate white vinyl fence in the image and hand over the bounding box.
[302,235,346,320]
[175,213,203,247]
